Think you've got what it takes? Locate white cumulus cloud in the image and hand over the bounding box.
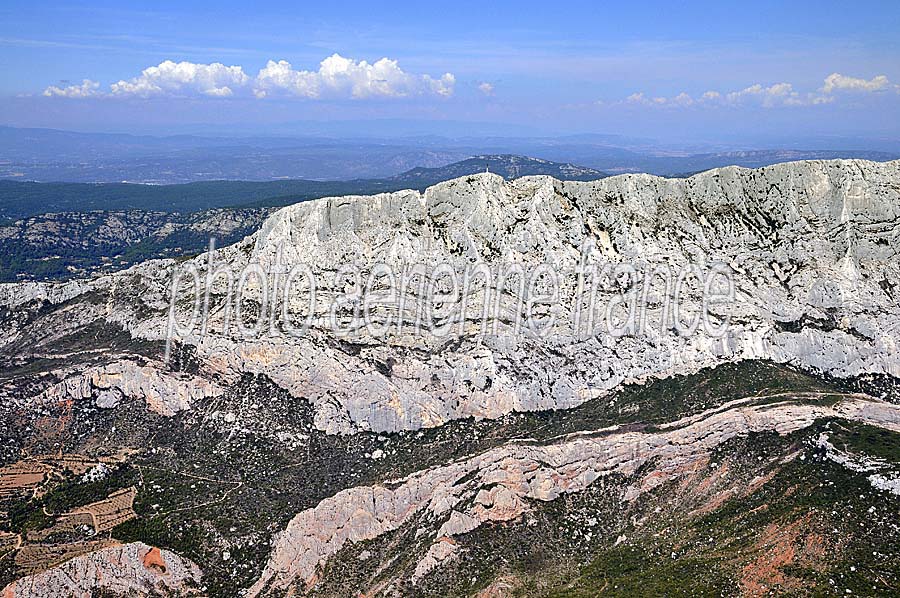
[253,54,455,99]
[253,59,319,98]
[109,60,249,97]
[725,82,807,107]
[821,72,891,93]
[626,92,665,105]
[621,72,899,109]
[671,92,694,106]
[625,91,693,107]
[42,79,101,98]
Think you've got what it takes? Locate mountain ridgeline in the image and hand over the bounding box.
[390,155,605,184]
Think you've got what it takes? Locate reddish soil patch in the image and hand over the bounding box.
[142,546,167,573]
[739,513,833,597]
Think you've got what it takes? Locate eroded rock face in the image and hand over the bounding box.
[37,359,223,416]
[3,160,900,434]
[247,396,900,595]
[1,542,202,597]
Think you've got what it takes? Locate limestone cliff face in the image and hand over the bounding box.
[3,160,900,434]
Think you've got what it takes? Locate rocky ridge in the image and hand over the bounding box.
[3,159,898,435]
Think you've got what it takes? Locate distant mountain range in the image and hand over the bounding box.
[0,126,472,182]
[391,155,605,184]
[1,126,898,183]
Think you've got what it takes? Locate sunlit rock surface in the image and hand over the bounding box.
[4,160,898,433]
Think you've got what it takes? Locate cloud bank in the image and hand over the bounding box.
[624,72,897,108]
[42,54,455,100]
[253,55,454,99]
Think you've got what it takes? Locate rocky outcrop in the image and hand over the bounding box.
[247,395,900,595]
[2,542,202,597]
[0,279,92,310]
[38,359,222,416]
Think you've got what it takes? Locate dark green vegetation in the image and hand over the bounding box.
[833,422,900,462]
[555,424,899,596]
[389,155,605,186]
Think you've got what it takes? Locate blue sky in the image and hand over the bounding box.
[2,0,899,143]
